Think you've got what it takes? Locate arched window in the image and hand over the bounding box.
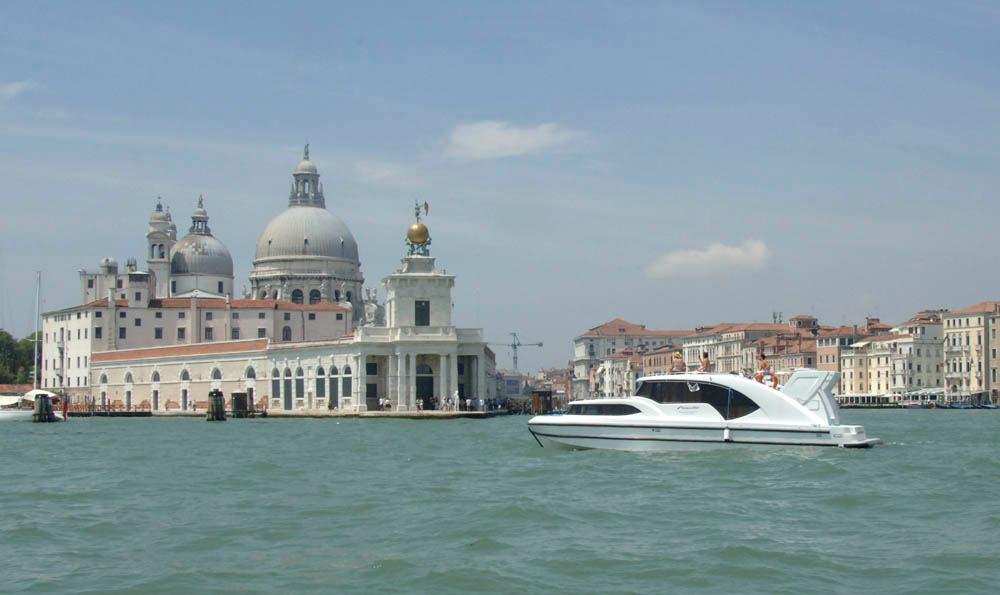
[309,289,321,304]
[271,368,280,400]
[416,363,433,375]
[260,291,267,299]
[150,244,156,258]
[316,367,326,399]
[158,244,165,259]
[342,365,352,399]
[295,367,304,400]
[328,365,339,404]
[151,371,160,383]
[211,368,222,381]
[291,289,304,304]
[180,369,190,382]
[124,372,134,384]
[246,367,256,379]
[282,326,292,341]
[99,373,108,385]
[283,368,293,405]
[334,290,341,301]
[346,291,352,303]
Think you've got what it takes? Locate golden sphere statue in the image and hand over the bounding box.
[407,222,430,245]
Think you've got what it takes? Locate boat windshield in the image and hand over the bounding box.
[636,380,759,420]
[567,403,641,416]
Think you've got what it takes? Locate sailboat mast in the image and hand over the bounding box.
[33,271,40,391]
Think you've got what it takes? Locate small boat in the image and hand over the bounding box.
[0,391,66,422]
[528,370,880,450]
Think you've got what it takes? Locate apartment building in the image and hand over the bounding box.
[942,301,999,403]
[572,318,691,399]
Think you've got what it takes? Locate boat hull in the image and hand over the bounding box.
[528,420,880,450]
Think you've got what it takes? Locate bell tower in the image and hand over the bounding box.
[146,198,174,298]
[289,144,325,207]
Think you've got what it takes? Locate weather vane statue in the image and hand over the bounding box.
[405,200,432,256]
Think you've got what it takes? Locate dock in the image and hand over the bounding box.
[68,409,505,419]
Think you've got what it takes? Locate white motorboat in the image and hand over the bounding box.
[528,370,880,450]
[0,392,66,422]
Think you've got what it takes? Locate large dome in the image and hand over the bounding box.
[171,234,234,276]
[255,205,360,262]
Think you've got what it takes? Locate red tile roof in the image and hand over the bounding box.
[948,301,1000,315]
[92,339,268,363]
[579,318,692,338]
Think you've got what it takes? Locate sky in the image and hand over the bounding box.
[1,1,998,371]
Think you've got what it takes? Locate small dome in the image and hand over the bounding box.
[171,234,234,276]
[295,158,318,175]
[150,204,169,222]
[255,206,359,262]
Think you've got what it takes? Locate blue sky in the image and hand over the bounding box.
[1,1,998,370]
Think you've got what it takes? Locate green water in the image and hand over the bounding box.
[2,411,998,594]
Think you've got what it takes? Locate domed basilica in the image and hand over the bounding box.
[48,145,497,414]
[250,145,364,320]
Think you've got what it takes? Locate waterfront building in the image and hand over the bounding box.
[682,320,811,374]
[753,333,817,382]
[941,301,999,403]
[593,348,644,397]
[43,148,496,411]
[572,319,691,399]
[497,369,528,400]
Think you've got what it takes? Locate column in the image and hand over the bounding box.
[408,354,417,410]
[396,353,406,410]
[439,354,448,409]
[450,353,460,409]
[356,353,366,411]
[476,353,487,402]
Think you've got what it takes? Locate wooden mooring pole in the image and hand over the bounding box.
[32,395,57,422]
[206,389,226,422]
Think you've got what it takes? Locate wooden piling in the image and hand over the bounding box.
[206,389,226,421]
[32,395,57,422]
[230,392,249,418]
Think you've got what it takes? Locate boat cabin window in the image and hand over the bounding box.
[567,403,641,416]
[636,380,759,420]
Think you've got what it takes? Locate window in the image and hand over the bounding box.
[636,380,759,420]
[415,300,430,326]
[232,312,239,319]
[134,318,141,327]
[336,313,343,321]
[282,326,292,341]
[283,312,291,321]
[568,403,641,415]
[177,328,186,340]
[206,312,213,321]
[116,279,123,289]
[171,280,177,294]
[118,327,126,339]
[134,292,141,301]
[155,311,162,319]
[95,311,102,318]
[205,327,214,340]
[218,281,224,294]
[95,327,102,339]
[231,328,240,340]
[178,312,186,319]
[154,328,163,339]
[87,279,94,288]
[257,328,266,338]
[366,362,378,375]
[258,312,265,319]
[291,289,304,304]
[309,289,321,304]
[119,312,126,318]
[308,313,316,320]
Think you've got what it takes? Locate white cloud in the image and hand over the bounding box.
[0,80,36,100]
[645,240,770,279]
[445,121,585,160]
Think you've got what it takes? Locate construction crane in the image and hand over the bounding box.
[489,332,543,371]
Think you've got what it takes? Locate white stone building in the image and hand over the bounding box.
[942,301,999,404]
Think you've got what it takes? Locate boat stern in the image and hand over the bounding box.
[831,425,882,448]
